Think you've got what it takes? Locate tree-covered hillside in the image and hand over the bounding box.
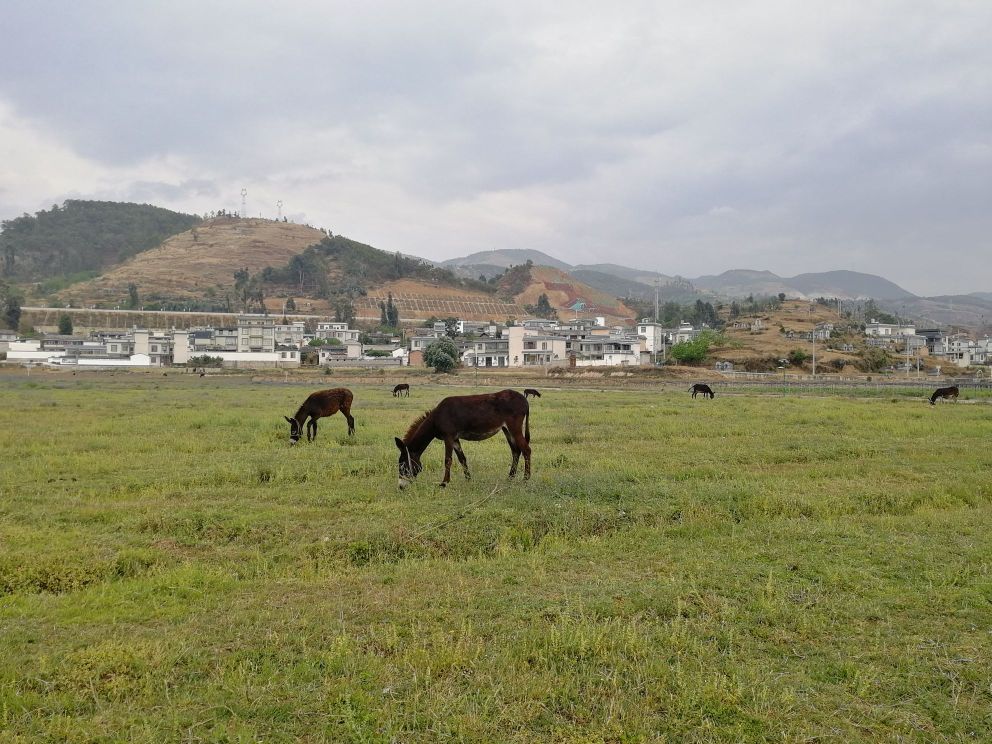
[257,235,494,295]
[0,200,201,281]
[244,234,496,319]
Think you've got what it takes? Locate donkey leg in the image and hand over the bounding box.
[502,426,522,478]
[308,419,318,442]
[440,439,454,487]
[344,409,356,435]
[516,426,532,481]
[453,440,471,480]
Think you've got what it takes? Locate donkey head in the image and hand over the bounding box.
[394,437,423,489]
[285,416,302,444]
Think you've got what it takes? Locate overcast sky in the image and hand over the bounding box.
[1,1,989,295]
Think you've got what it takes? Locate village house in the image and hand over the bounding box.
[572,335,642,366]
[275,320,307,347]
[865,320,916,338]
[0,328,17,353]
[673,321,700,344]
[507,326,568,367]
[463,336,510,368]
[315,321,360,344]
[317,341,364,364]
[636,320,668,355]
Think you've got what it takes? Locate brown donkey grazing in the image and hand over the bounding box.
[392,383,410,397]
[929,385,959,405]
[284,388,355,444]
[523,388,541,399]
[690,383,714,399]
[394,389,531,488]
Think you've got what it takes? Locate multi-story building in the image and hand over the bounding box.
[573,335,642,366]
[635,320,670,359]
[463,337,510,368]
[506,326,567,367]
[315,321,360,343]
[275,320,307,347]
[237,314,276,352]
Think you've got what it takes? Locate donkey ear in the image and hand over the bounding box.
[394,437,406,451]
[285,416,294,424]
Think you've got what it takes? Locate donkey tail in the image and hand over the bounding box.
[524,408,531,444]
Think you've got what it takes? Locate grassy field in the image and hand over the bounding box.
[1,373,990,742]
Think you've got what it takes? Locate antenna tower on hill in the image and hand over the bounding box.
[240,188,247,217]
[276,200,283,220]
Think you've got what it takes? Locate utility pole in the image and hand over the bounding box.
[654,279,660,323]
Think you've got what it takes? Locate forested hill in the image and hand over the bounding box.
[0,200,201,281]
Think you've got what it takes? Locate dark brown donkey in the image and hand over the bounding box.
[392,383,410,397]
[284,388,355,444]
[690,383,715,399]
[929,385,959,405]
[394,389,531,488]
[523,388,541,399]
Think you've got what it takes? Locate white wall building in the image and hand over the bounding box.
[315,321,360,343]
[865,321,916,337]
[506,326,567,367]
[636,320,668,354]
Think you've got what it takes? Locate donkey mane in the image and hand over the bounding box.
[403,410,434,441]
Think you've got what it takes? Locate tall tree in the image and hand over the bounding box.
[57,313,73,335]
[0,281,22,330]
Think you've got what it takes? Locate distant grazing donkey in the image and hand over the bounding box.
[929,385,959,405]
[284,388,355,444]
[523,388,541,399]
[690,383,715,399]
[392,383,410,397]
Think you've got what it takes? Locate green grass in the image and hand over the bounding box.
[1,375,990,742]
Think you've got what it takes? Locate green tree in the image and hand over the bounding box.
[669,330,721,366]
[533,293,558,319]
[0,280,22,329]
[127,283,140,309]
[57,313,73,335]
[859,347,891,372]
[386,293,400,326]
[425,337,459,373]
[285,296,296,312]
[788,348,810,366]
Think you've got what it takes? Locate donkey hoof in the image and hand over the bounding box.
[438,482,447,488]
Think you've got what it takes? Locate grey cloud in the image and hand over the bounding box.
[1,1,991,294]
